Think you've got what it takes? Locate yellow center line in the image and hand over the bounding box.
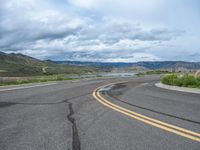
[92,83,200,142]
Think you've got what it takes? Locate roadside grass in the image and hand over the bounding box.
[0,74,78,86]
[161,74,200,89]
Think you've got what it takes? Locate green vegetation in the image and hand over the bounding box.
[0,52,98,86]
[162,74,200,89]
[0,74,78,86]
[0,52,96,77]
[136,70,171,76]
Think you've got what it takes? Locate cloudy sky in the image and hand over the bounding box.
[0,0,200,62]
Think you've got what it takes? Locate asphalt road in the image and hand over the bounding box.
[0,76,200,150]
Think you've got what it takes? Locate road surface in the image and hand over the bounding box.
[0,76,200,150]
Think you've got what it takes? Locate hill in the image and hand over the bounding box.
[135,61,200,70]
[0,52,95,77]
[1,51,199,77]
[56,61,200,71]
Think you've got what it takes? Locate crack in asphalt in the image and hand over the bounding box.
[102,83,200,125]
[107,94,200,125]
[0,92,91,150]
[0,92,91,108]
[66,102,81,150]
[105,91,200,125]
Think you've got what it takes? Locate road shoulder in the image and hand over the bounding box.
[155,82,200,94]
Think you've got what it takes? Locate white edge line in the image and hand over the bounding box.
[0,83,58,92]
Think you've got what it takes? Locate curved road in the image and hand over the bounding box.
[0,76,199,150]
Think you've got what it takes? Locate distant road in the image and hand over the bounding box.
[0,76,199,150]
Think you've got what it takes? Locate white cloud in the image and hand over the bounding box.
[69,0,163,13]
[0,0,86,48]
[105,53,161,62]
[0,0,199,62]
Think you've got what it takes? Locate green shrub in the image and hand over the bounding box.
[162,74,178,85]
[0,74,76,86]
[162,74,200,88]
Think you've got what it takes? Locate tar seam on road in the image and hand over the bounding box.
[0,92,91,108]
[66,102,81,150]
[93,82,200,142]
[0,93,91,150]
[106,93,200,125]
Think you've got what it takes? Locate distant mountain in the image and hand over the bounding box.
[0,52,95,77]
[56,61,200,71]
[1,50,199,77]
[56,61,132,69]
[135,61,200,70]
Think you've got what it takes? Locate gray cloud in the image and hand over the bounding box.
[0,0,85,49]
[78,20,184,45]
[1,0,194,62]
[62,50,161,62]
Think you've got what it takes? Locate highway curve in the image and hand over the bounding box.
[0,75,200,150]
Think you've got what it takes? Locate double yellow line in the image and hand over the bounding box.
[92,83,200,142]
